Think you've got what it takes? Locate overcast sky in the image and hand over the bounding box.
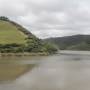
[0,0,90,38]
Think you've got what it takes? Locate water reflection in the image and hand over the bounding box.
[0,56,44,82]
[0,64,34,81]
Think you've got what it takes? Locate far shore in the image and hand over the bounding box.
[58,50,90,55]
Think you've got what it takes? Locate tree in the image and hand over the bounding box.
[25,37,43,52]
[0,16,9,21]
[43,42,58,53]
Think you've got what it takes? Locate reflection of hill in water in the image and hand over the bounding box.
[0,64,34,81]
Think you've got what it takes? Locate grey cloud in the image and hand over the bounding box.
[0,0,90,38]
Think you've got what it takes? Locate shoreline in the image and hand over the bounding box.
[0,52,50,56]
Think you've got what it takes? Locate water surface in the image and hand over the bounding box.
[0,51,90,90]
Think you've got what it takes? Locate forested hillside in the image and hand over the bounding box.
[45,35,90,50]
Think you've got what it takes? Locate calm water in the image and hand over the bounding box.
[1,51,90,90]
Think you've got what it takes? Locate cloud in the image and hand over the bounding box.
[0,0,90,38]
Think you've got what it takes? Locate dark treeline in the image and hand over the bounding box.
[0,16,9,21]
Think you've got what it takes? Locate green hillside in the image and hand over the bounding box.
[0,21,27,44]
[0,16,58,54]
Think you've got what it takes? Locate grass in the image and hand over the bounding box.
[0,21,27,44]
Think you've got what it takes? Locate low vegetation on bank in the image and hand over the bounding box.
[0,38,58,54]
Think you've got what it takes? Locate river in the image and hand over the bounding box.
[0,51,90,90]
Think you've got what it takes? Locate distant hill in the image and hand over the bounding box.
[45,35,90,50]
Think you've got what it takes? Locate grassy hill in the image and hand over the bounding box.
[0,21,27,44]
[0,16,58,54]
[45,35,90,50]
